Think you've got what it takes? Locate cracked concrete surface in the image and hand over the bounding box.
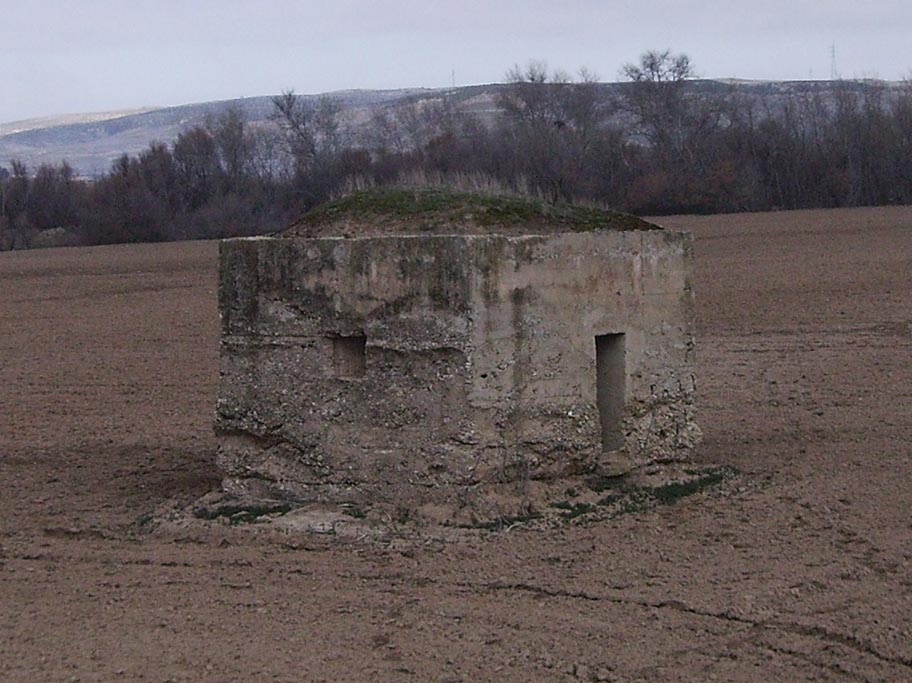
[216,229,700,517]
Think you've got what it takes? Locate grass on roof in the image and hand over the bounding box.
[285,186,657,236]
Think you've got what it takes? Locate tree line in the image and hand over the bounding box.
[3,51,912,249]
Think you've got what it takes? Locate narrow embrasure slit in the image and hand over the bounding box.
[595,333,625,450]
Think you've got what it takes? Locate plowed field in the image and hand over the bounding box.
[2,205,911,682]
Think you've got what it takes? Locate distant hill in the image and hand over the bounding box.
[0,80,901,176]
[0,89,457,175]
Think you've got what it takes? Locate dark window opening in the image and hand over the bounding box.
[595,333,626,450]
[333,335,366,378]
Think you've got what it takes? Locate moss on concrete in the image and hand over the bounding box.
[283,187,658,238]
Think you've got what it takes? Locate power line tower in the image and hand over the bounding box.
[830,42,839,81]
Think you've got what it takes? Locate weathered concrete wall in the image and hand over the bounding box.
[216,230,700,515]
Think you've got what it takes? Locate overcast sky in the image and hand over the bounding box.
[4,0,912,123]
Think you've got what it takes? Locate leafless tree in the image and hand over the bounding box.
[207,107,255,190]
[270,90,317,167]
[173,127,220,210]
[312,95,344,154]
[498,60,560,125]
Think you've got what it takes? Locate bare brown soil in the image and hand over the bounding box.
[2,206,911,682]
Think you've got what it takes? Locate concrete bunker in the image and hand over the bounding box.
[215,188,701,520]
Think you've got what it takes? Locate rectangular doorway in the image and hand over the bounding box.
[333,335,366,378]
[595,333,625,450]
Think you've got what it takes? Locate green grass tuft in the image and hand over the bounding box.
[194,500,293,525]
[649,467,736,505]
[585,473,628,493]
[551,500,596,519]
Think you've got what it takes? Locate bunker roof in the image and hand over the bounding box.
[282,187,660,239]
